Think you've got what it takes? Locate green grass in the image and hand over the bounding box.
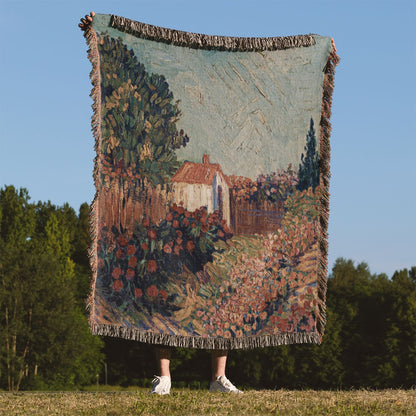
[1,389,415,415]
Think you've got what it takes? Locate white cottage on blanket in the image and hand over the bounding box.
[171,154,231,226]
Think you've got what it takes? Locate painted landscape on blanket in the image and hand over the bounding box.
[93,34,322,341]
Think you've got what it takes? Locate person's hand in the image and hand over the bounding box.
[79,12,95,31]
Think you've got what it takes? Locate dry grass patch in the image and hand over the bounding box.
[0,389,415,415]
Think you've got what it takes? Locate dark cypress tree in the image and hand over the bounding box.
[297,118,320,191]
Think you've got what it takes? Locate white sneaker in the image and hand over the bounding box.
[209,375,243,393]
[151,375,171,395]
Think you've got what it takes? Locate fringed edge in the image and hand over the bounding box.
[91,323,320,350]
[109,14,315,51]
[316,39,340,343]
[83,24,102,331]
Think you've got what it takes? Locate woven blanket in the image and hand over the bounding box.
[83,14,339,349]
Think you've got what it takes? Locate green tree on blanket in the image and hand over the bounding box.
[297,118,320,191]
[98,34,189,187]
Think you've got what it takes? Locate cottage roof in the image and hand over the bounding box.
[171,154,232,187]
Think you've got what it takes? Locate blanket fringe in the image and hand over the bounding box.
[91,323,320,350]
[316,39,340,342]
[109,14,315,51]
[83,24,102,330]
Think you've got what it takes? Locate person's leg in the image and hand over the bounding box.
[210,349,242,393]
[152,347,172,394]
[156,347,171,378]
[211,349,227,381]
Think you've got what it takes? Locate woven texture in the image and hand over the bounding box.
[84,14,339,349]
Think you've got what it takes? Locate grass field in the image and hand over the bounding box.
[1,388,415,415]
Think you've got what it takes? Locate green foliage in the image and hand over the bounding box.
[297,118,320,191]
[230,165,298,204]
[72,203,93,309]
[98,35,188,187]
[0,186,35,245]
[327,259,393,387]
[386,267,416,386]
[0,186,103,391]
[283,187,320,221]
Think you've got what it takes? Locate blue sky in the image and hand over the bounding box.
[1,0,415,277]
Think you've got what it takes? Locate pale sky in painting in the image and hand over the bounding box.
[94,14,331,179]
[1,0,415,277]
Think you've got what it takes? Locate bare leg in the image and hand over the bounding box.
[211,349,228,381]
[156,347,171,378]
[210,349,242,393]
[152,347,172,394]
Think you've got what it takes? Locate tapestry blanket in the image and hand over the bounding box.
[83,13,339,349]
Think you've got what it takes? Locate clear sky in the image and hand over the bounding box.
[1,0,415,277]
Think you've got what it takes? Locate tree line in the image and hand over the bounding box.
[0,185,414,391]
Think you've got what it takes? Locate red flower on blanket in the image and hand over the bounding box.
[163,244,172,253]
[147,285,159,298]
[278,318,289,332]
[126,245,136,255]
[112,280,123,292]
[147,260,157,272]
[186,240,195,253]
[117,235,128,247]
[128,256,137,267]
[126,268,135,280]
[159,290,168,301]
[112,267,122,279]
[134,288,143,298]
[147,229,157,240]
